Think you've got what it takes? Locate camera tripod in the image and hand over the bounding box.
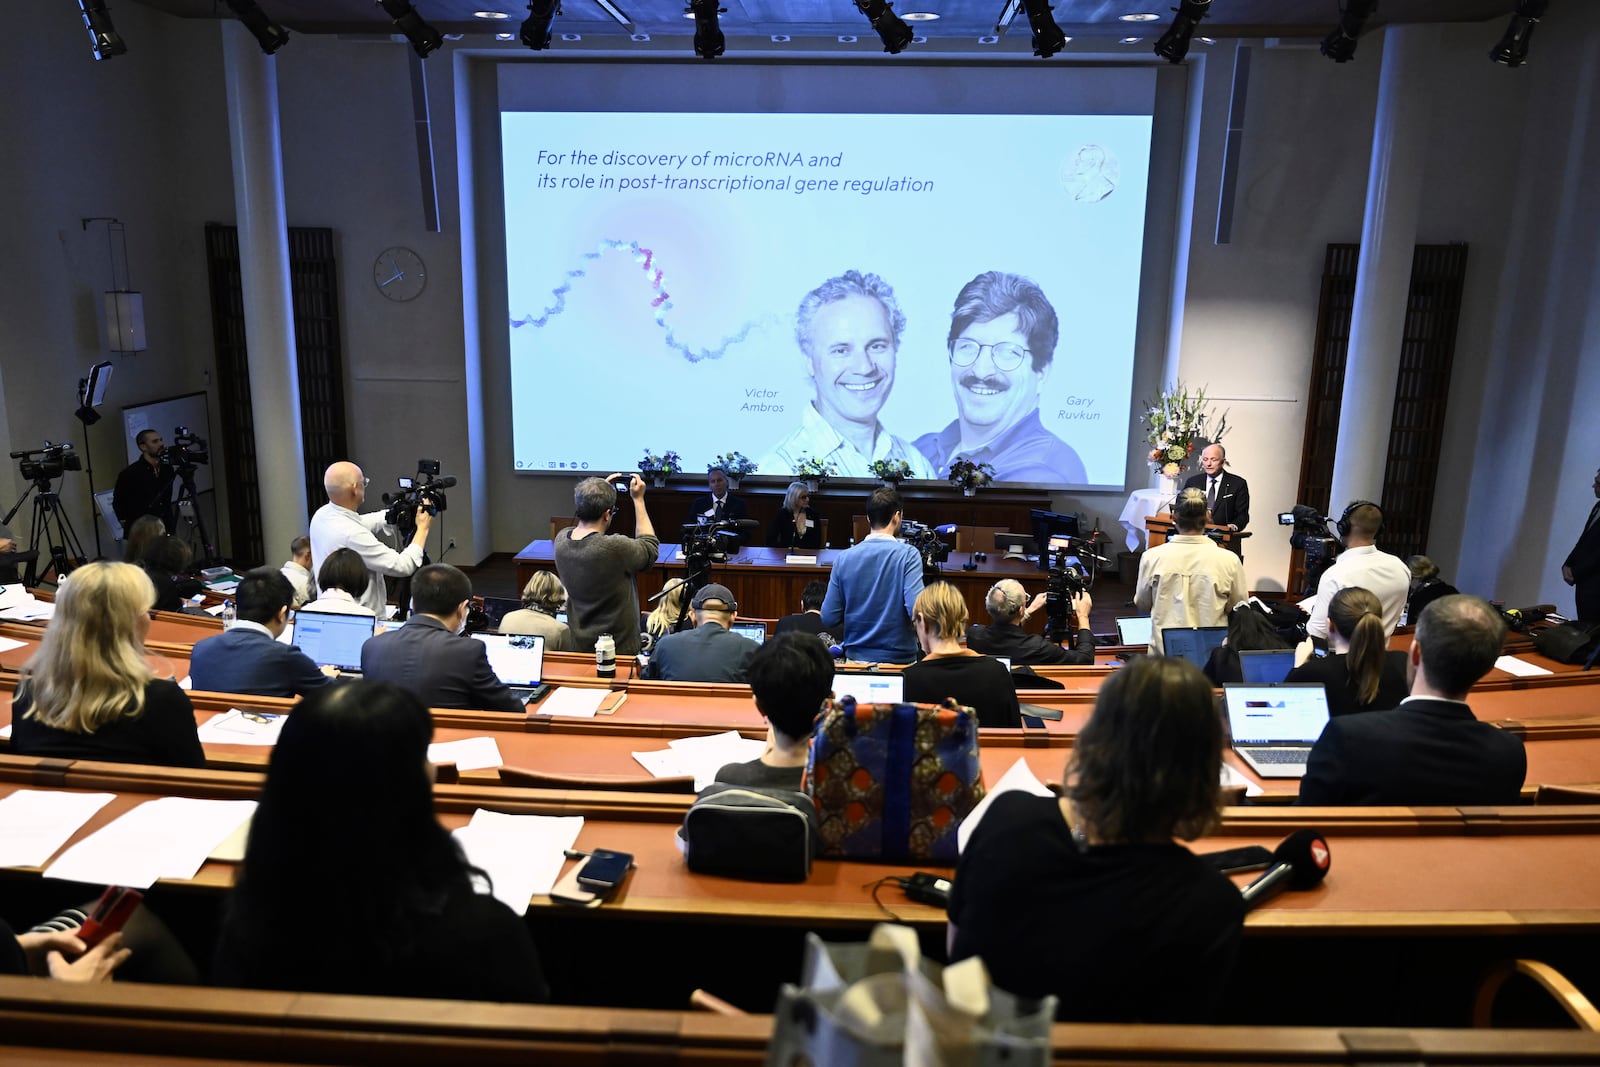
[2,476,88,586]
[170,464,220,567]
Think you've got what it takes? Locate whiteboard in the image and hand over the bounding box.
[121,391,214,495]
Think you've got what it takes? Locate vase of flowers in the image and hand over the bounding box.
[794,454,837,494]
[710,452,757,490]
[948,456,996,497]
[1142,382,1226,495]
[639,449,682,488]
[868,458,914,487]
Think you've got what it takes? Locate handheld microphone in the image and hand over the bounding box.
[1239,829,1331,910]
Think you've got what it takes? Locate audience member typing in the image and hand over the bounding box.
[190,569,334,698]
[643,583,758,683]
[1286,586,1409,717]
[299,547,376,616]
[139,535,203,613]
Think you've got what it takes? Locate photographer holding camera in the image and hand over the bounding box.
[111,429,176,538]
[309,461,432,617]
[554,474,659,656]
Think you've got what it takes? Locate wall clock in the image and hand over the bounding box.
[373,246,426,302]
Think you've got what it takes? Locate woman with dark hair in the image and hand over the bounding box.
[214,682,548,1002]
[1287,586,1408,717]
[766,481,823,550]
[140,535,202,613]
[1202,604,1290,685]
[1406,555,1458,624]
[947,656,1244,1022]
[299,547,374,616]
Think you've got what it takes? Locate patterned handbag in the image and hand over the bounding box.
[806,697,985,862]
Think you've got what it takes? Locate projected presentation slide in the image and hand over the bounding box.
[503,110,1151,489]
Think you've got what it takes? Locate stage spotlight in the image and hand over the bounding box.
[855,0,914,54]
[378,0,443,58]
[689,0,725,58]
[1489,0,1548,68]
[1153,0,1210,64]
[519,0,558,49]
[1021,0,1066,57]
[1319,0,1377,63]
[76,0,127,60]
[221,0,290,55]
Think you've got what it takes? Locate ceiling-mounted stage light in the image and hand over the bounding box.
[378,0,443,58]
[1320,0,1377,63]
[688,0,725,58]
[519,0,557,49]
[76,0,127,60]
[1153,0,1210,64]
[221,0,290,54]
[1020,0,1067,57]
[1489,0,1548,68]
[855,0,913,54]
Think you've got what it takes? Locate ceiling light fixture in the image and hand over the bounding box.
[76,0,127,60]
[688,0,725,59]
[378,0,443,57]
[1119,12,1160,22]
[220,0,290,54]
[1320,0,1377,63]
[855,0,914,54]
[1489,0,1548,68]
[1153,0,1210,64]
[1020,0,1066,57]
[519,0,557,49]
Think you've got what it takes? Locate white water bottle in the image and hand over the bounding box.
[596,632,616,679]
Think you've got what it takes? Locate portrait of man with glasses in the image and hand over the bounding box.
[914,271,1086,484]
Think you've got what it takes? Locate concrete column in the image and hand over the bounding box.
[221,22,307,560]
[1328,25,1438,514]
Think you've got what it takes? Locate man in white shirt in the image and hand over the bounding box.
[279,535,313,608]
[1305,500,1410,641]
[1134,489,1246,654]
[309,461,432,617]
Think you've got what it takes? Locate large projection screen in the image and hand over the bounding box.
[498,63,1155,490]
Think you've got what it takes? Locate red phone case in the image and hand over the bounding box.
[77,886,142,949]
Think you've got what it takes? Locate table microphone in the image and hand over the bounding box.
[1239,829,1331,910]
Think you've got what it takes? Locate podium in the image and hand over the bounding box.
[1143,513,1251,556]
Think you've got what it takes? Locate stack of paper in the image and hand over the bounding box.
[196,709,287,747]
[452,809,584,914]
[0,587,54,621]
[0,790,116,868]
[427,736,505,772]
[42,796,258,888]
[539,687,608,718]
[632,730,765,790]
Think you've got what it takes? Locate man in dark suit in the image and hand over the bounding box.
[1562,466,1600,621]
[689,468,749,547]
[189,569,333,698]
[775,580,834,643]
[1183,443,1248,555]
[1297,594,1525,806]
[361,563,524,713]
[643,583,758,683]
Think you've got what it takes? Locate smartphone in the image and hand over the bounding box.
[576,849,633,892]
[1199,845,1274,875]
[77,885,143,949]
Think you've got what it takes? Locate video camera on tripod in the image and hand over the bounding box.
[10,442,82,484]
[383,459,455,533]
[4,441,88,584]
[897,519,953,577]
[1030,508,1104,643]
[161,427,209,471]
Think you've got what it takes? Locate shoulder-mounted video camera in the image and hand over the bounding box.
[384,458,455,530]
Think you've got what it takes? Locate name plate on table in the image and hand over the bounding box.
[785,554,819,565]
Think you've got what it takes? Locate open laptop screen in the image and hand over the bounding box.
[1160,626,1228,668]
[730,622,767,645]
[292,610,377,671]
[1115,616,1153,646]
[1238,649,1296,684]
[1223,683,1331,744]
[472,633,546,686]
[832,672,905,705]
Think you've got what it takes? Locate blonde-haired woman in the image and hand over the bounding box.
[499,571,573,650]
[901,581,1021,727]
[12,562,203,768]
[645,581,693,646]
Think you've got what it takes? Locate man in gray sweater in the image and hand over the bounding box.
[554,474,659,655]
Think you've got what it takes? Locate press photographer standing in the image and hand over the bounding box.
[309,461,431,617]
[111,429,176,537]
[555,474,658,656]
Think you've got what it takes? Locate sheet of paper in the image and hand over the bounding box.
[177,675,193,690]
[196,709,286,747]
[634,731,765,790]
[0,585,30,610]
[1494,655,1553,677]
[208,814,254,862]
[957,757,1055,854]
[0,724,11,739]
[1,598,54,621]
[43,797,258,888]
[0,635,27,653]
[0,790,117,868]
[427,736,504,772]
[538,687,608,718]
[1220,761,1266,798]
[452,809,584,914]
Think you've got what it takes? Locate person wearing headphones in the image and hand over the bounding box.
[1305,501,1409,642]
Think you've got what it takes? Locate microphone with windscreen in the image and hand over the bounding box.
[1238,829,1331,910]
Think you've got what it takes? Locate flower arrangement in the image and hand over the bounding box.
[638,450,682,479]
[868,458,915,484]
[948,456,996,494]
[1143,382,1227,477]
[793,454,838,486]
[710,452,758,479]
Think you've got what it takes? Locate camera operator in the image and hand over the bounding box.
[111,429,176,537]
[0,520,17,583]
[967,578,1096,665]
[554,474,658,656]
[309,461,432,617]
[1305,501,1409,642]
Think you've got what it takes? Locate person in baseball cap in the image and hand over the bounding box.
[643,583,757,683]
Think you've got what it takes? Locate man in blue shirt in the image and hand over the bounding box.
[819,487,924,664]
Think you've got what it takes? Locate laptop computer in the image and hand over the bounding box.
[1222,683,1332,779]
[1115,616,1153,646]
[831,671,905,705]
[730,622,767,645]
[292,610,378,672]
[472,632,550,702]
[477,595,521,630]
[1160,625,1229,667]
[1238,649,1296,684]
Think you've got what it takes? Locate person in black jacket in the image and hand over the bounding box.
[766,481,823,550]
[1286,586,1408,717]
[1562,467,1600,621]
[775,579,833,642]
[139,535,203,613]
[966,578,1094,665]
[1406,555,1459,625]
[903,582,1020,727]
[214,681,548,1002]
